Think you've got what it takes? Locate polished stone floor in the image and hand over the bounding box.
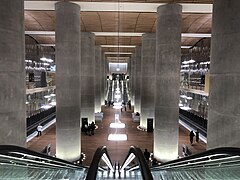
[27,106,206,166]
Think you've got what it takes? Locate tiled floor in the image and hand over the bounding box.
[27,106,206,166]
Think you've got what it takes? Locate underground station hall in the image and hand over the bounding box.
[1,0,240,179]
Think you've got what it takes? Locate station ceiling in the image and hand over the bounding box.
[24,0,213,61]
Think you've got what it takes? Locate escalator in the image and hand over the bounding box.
[1,145,240,179]
[86,146,153,180]
[87,146,240,179]
[0,145,87,179]
[151,147,240,180]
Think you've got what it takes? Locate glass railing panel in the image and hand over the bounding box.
[0,145,88,180]
[152,163,240,180]
[0,163,87,180]
[151,147,240,180]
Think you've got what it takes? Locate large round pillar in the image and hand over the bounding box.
[207,0,240,149]
[55,2,81,161]
[154,4,182,162]
[81,32,95,123]
[134,46,142,113]
[140,33,156,129]
[130,54,136,106]
[101,52,105,105]
[0,0,26,146]
[95,46,102,112]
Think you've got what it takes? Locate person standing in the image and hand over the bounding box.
[195,129,200,143]
[90,121,96,135]
[37,124,43,136]
[189,130,195,145]
[143,149,150,164]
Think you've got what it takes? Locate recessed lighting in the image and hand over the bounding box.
[110,123,126,129]
[108,134,127,141]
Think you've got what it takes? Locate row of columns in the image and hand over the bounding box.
[132,4,181,161]
[1,0,240,162]
[56,3,105,161]
[130,0,240,162]
[0,1,106,162]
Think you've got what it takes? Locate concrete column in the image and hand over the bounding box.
[154,4,182,162]
[131,54,136,106]
[95,46,101,112]
[101,51,105,105]
[81,32,95,123]
[105,58,110,96]
[55,2,81,161]
[140,33,156,129]
[128,57,132,100]
[0,0,26,146]
[207,0,240,149]
[134,46,142,113]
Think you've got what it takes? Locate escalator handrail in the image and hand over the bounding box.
[151,147,240,171]
[121,146,153,180]
[86,146,114,180]
[0,145,84,170]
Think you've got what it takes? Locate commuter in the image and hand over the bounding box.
[127,100,131,110]
[88,124,92,136]
[195,129,200,143]
[189,130,195,145]
[37,124,43,136]
[84,124,89,135]
[143,149,150,164]
[90,121,96,135]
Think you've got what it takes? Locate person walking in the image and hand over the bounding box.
[195,129,200,143]
[189,130,195,145]
[37,124,43,137]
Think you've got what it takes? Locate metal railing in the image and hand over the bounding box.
[0,145,87,180]
[86,146,114,180]
[151,147,240,180]
[120,146,153,180]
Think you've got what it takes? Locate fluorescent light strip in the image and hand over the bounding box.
[40,44,55,47]
[39,45,194,49]
[25,31,55,35]
[24,2,212,13]
[107,57,130,60]
[101,45,136,48]
[94,32,144,36]
[182,33,211,38]
[105,52,132,55]
[120,153,136,171]
[181,46,192,49]
[25,31,211,38]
